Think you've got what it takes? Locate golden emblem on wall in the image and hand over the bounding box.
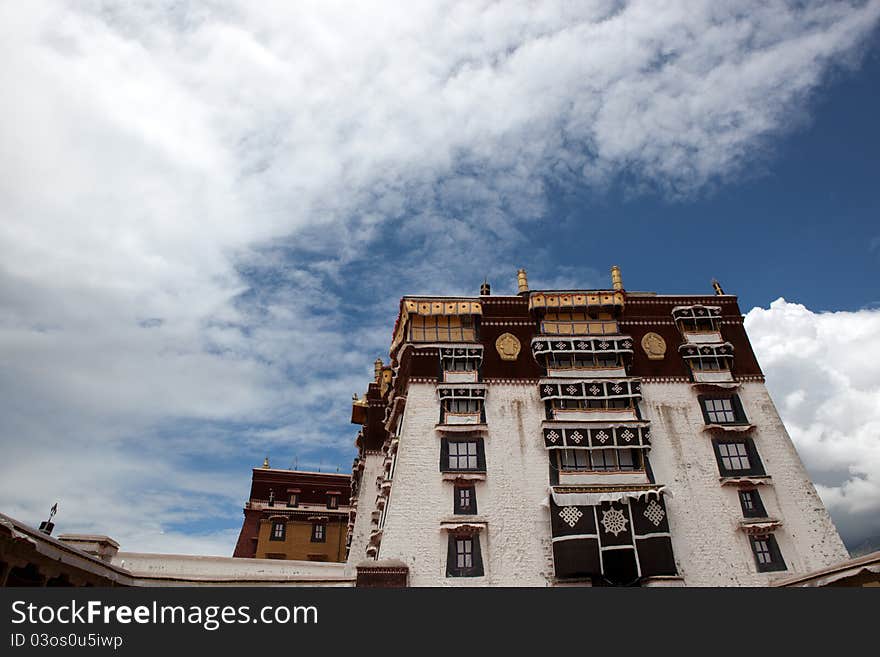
[641,332,667,360]
[495,333,521,361]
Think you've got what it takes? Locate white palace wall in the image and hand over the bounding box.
[641,381,848,586]
[374,379,848,586]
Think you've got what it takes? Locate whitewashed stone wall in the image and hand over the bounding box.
[346,451,385,566]
[375,378,847,586]
[377,382,554,586]
[642,381,849,586]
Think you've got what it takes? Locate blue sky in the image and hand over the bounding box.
[1,1,879,555]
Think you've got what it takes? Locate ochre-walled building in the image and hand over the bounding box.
[233,462,350,562]
[348,268,849,586]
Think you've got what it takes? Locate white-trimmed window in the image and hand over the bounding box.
[270,520,286,541]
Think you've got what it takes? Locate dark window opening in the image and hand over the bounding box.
[446,534,484,577]
[441,438,486,473]
[311,523,326,543]
[750,534,787,572]
[270,521,286,541]
[739,489,767,518]
[700,395,747,425]
[713,438,765,477]
[454,485,477,515]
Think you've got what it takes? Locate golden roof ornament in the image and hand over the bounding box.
[611,265,623,291]
[517,269,529,295]
[262,456,270,469]
[712,279,725,295]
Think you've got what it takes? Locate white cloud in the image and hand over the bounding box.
[745,299,880,543]
[1,1,878,552]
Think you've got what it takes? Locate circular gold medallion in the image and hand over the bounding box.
[495,332,521,361]
[641,332,667,360]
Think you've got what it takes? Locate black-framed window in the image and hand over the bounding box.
[287,493,298,508]
[444,399,481,414]
[446,534,484,577]
[311,523,326,543]
[440,438,486,472]
[690,356,730,371]
[557,448,642,473]
[712,438,765,477]
[750,534,787,572]
[443,357,477,372]
[454,485,477,515]
[327,495,338,509]
[550,398,634,411]
[739,489,767,518]
[269,520,286,541]
[699,395,747,425]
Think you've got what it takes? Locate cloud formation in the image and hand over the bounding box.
[745,299,880,546]
[0,1,878,553]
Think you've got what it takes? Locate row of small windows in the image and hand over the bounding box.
[699,393,787,573]
[409,315,476,343]
[548,398,634,411]
[540,313,618,336]
[557,448,643,472]
[544,353,622,370]
[269,521,326,543]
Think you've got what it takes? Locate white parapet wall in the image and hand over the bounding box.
[111,552,354,587]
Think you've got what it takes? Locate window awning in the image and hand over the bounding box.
[437,384,486,401]
[439,346,483,360]
[543,424,650,449]
[531,336,634,357]
[539,378,641,401]
[672,305,722,320]
[679,343,734,359]
[547,484,671,507]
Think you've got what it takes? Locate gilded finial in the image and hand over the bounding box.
[712,279,725,295]
[517,269,529,294]
[611,265,623,291]
[262,456,270,469]
[374,357,383,381]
